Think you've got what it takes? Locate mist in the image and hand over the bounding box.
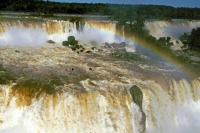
[0,27,48,47]
[49,27,116,46]
[145,21,200,39]
[0,23,118,47]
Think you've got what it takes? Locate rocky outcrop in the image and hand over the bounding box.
[130,85,146,133]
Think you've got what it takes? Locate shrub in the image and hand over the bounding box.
[68,36,76,44]
[62,41,69,46]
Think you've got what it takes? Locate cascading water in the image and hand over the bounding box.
[122,25,125,41]
[0,20,117,46]
[145,20,200,39]
[142,79,200,133]
[0,18,200,133]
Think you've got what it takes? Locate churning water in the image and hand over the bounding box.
[0,18,199,133]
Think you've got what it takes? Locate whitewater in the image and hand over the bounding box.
[0,18,200,133]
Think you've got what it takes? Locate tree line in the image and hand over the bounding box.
[0,0,200,20]
[179,28,200,51]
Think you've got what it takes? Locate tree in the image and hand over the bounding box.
[189,28,200,50]
[179,28,200,51]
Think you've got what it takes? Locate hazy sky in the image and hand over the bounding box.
[50,0,200,8]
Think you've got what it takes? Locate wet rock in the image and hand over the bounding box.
[90,41,98,46]
[91,47,97,50]
[111,48,126,53]
[98,49,103,52]
[62,36,84,53]
[85,51,92,53]
[15,50,20,53]
[130,85,146,133]
[110,42,126,48]
[104,42,127,49]
[104,42,112,48]
[111,52,143,61]
[47,40,55,44]
[130,85,143,108]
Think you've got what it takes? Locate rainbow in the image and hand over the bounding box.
[0,19,198,78]
[84,20,199,78]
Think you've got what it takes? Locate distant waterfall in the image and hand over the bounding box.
[145,20,200,39]
[0,20,116,46]
[2,19,200,46]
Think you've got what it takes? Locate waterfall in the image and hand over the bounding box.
[0,18,200,133]
[0,20,117,46]
[142,79,200,133]
[0,81,144,133]
[0,78,199,133]
[122,25,125,41]
[145,20,200,39]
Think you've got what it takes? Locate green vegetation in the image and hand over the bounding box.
[0,64,17,84]
[118,16,175,61]
[85,50,92,53]
[62,36,78,46]
[62,36,86,53]
[11,70,92,96]
[177,28,200,72]
[179,28,200,51]
[113,10,200,76]
[1,0,200,20]
[12,75,63,97]
[130,85,143,109]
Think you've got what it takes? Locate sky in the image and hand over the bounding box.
[50,0,200,8]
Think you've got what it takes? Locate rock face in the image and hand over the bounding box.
[110,42,127,48]
[130,85,143,109]
[130,85,146,133]
[104,42,127,53]
[47,40,55,44]
[103,42,145,61]
[104,42,127,49]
